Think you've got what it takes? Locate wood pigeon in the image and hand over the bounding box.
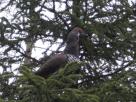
[35,27,85,78]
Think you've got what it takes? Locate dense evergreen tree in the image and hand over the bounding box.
[0,0,136,101]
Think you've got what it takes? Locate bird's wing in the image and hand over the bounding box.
[35,54,67,78]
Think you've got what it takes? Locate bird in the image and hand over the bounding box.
[35,27,85,78]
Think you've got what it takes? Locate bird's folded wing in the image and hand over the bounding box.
[35,54,67,78]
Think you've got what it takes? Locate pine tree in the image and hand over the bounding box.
[0,0,136,102]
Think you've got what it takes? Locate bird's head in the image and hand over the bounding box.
[66,27,86,44]
[64,27,87,56]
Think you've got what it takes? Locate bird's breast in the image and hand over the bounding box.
[66,54,80,63]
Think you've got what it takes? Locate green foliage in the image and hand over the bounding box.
[0,0,136,102]
[97,70,136,102]
[10,62,99,102]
